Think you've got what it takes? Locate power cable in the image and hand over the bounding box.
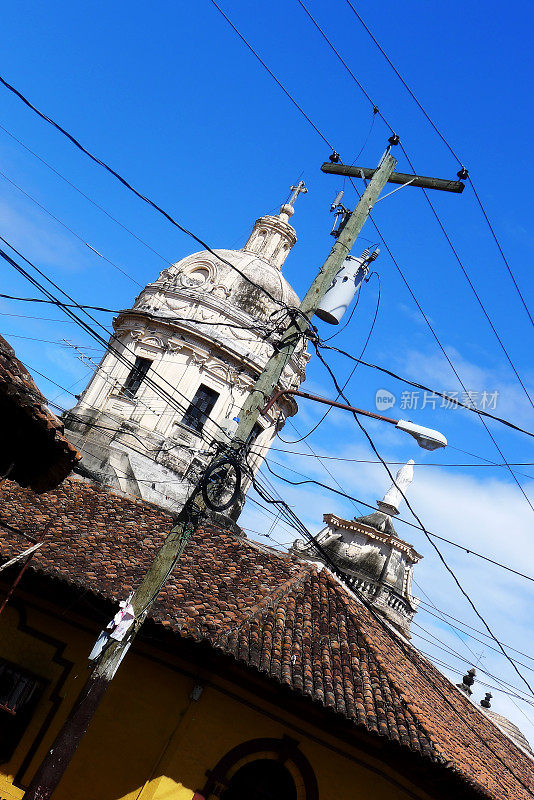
[0,293,116,312]
[319,343,534,439]
[19,237,532,580]
[412,581,534,730]
[0,122,172,266]
[0,292,279,337]
[343,0,459,161]
[411,624,534,708]
[398,140,534,409]
[280,0,534,508]
[32,358,534,786]
[207,1,335,150]
[416,649,534,709]
[189,0,534,517]
[261,448,534,471]
[347,181,534,513]
[0,241,243,443]
[0,77,294,315]
[416,598,534,665]
[294,0,533,410]
[412,633,534,708]
[263,460,534,584]
[418,602,534,670]
[0,168,142,286]
[466,176,534,328]
[342,0,534,329]
[411,620,534,687]
[1,333,101,348]
[313,343,534,697]
[248,473,534,793]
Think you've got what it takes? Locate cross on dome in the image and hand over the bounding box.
[279,180,307,221]
[288,180,308,206]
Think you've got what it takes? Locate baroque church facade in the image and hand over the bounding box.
[64,190,309,511]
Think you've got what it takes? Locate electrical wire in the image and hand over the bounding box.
[1,333,101,348]
[31,358,532,587]
[248,473,534,793]
[414,576,534,725]
[0,235,294,438]
[0,78,294,315]
[318,342,534,439]
[417,602,534,670]
[347,180,534,514]
[5,39,527,788]
[263,460,534,584]
[411,621,534,688]
[415,598,534,665]
[342,0,534,330]
[0,292,281,339]
[261,448,534,470]
[293,0,534,410]
[411,640,534,710]
[265,0,534,512]
[0,168,142,287]
[0,122,174,267]
[399,140,534,409]
[313,343,534,697]
[0,240,243,444]
[207,1,334,150]
[16,354,534,785]
[411,624,534,708]
[189,0,534,520]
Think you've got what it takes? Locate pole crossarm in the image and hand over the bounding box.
[321,162,465,194]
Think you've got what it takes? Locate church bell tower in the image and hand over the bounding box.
[291,460,422,635]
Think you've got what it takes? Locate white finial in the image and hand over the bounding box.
[280,180,307,221]
[378,459,415,517]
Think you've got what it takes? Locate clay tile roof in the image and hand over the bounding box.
[0,335,80,491]
[0,477,533,800]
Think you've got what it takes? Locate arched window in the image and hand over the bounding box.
[202,736,317,800]
[221,759,296,800]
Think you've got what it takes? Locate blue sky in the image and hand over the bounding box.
[1,0,534,741]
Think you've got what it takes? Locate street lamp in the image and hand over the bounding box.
[394,419,447,451]
[261,389,447,451]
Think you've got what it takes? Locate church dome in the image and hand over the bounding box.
[485,710,533,756]
[64,184,310,513]
[147,246,300,318]
[132,181,308,323]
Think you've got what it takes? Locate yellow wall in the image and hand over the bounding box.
[0,596,435,800]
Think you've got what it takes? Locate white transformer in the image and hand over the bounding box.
[315,248,379,325]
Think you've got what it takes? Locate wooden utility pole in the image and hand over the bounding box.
[25,143,461,799]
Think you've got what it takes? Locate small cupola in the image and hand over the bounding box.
[242,181,306,270]
[291,459,422,635]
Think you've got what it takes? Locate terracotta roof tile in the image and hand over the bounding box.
[0,335,79,491]
[0,477,532,800]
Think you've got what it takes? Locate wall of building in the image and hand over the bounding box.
[0,593,436,800]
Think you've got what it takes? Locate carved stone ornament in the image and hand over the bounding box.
[129,330,164,350]
[176,260,217,289]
